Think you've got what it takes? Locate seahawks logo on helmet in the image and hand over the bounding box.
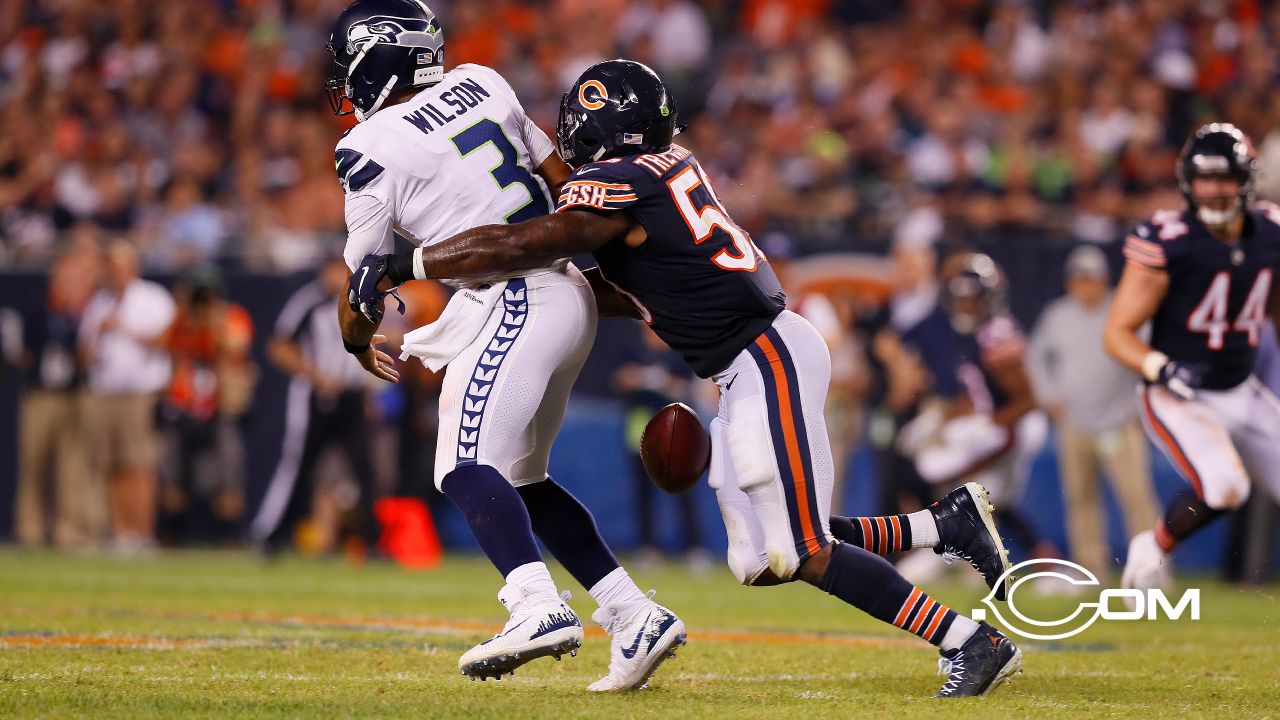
[346,15,440,53]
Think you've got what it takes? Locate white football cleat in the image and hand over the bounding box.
[458,584,583,681]
[588,592,686,692]
[1120,530,1171,610]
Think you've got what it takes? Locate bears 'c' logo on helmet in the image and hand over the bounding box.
[578,80,608,111]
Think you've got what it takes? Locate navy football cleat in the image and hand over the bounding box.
[935,622,1022,698]
[930,482,1013,600]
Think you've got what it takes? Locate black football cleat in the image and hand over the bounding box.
[935,622,1022,698]
[930,482,1012,600]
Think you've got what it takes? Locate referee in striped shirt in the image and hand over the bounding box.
[250,257,379,554]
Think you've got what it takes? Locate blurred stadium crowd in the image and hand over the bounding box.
[0,0,1277,577]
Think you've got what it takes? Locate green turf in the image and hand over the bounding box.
[0,548,1276,719]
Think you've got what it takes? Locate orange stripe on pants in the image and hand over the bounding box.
[1141,388,1203,498]
[755,334,821,558]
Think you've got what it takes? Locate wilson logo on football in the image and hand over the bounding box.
[973,559,1200,641]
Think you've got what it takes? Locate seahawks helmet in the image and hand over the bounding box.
[1176,123,1257,227]
[325,0,444,122]
[943,252,1007,334]
[557,60,680,168]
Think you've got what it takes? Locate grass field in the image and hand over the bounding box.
[0,549,1276,719]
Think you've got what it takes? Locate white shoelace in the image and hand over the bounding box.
[937,656,967,695]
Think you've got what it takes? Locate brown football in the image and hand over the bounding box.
[640,403,712,495]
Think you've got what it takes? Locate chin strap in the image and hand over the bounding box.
[355,74,399,122]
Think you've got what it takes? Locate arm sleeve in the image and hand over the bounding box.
[342,193,396,272]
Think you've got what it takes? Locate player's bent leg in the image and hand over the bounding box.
[805,540,1021,697]
[456,580,583,681]
[1127,385,1249,597]
[517,476,687,691]
[440,465,583,679]
[829,483,1012,599]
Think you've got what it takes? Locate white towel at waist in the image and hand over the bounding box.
[399,281,507,372]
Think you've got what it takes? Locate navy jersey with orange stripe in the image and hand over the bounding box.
[555,144,786,377]
[1123,205,1280,390]
[954,313,1026,413]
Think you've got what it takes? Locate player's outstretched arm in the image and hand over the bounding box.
[1103,260,1169,377]
[385,209,632,285]
[338,300,400,384]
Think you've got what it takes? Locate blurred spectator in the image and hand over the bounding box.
[158,265,256,546]
[248,256,379,556]
[78,240,176,554]
[1026,245,1157,578]
[14,242,103,548]
[0,1,1275,263]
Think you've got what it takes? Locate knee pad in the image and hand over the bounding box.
[1200,468,1250,510]
[720,502,769,585]
[728,414,776,493]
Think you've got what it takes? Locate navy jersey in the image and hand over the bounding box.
[1123,205,1280,389]
[954,313,1026,414]
[555,145,786,377]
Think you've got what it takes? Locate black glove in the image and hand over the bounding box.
[1155,359,1202,401]
[347,254,404,324]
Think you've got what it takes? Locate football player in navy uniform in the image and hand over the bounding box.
[1103,123,1280,596]
[348,60,1022,697]
[888,254,1050,557]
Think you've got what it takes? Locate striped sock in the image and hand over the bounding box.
[828,514,915,555]
[818,541,961,647]
[890,586,962,647]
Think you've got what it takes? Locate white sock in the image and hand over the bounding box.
[939,614,980,651]
[588,567,647,608]
[505,561,558,602]
[909,509,940,548]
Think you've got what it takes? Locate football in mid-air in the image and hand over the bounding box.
[640,403,711,495]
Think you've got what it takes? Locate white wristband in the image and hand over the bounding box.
[412,246,427,280]
[1141,351,1169,383]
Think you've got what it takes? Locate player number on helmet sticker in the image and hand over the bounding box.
[1186,269,1272,349]
[667,163,763,271]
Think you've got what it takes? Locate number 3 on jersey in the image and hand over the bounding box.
[667,163,763,271]
[1187,270,1273,348]
[450,118,551,224]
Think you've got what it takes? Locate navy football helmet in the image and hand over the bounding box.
[325,0,444,121]
[557,60,681,168]
[1177,122,1257,227]
[942,252,1008,334]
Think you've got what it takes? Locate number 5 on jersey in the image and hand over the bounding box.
[1187,270,1273,348]
[667,163,763,271]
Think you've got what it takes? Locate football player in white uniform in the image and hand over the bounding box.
[326,0,684,690]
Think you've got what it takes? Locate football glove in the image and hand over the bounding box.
[348,254,405,325]
[1143,352,1201,401]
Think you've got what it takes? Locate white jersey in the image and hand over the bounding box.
[337,63,562,284]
